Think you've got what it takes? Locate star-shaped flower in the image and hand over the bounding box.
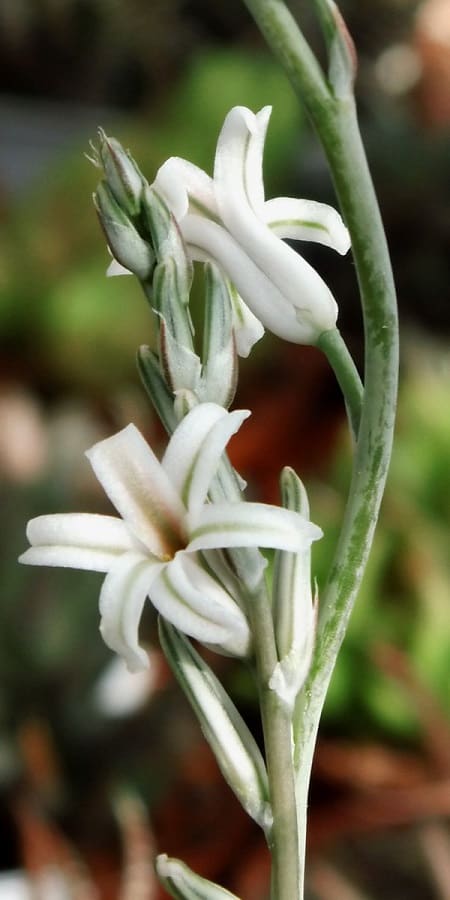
[152,105,350,353]
[19,403,322,671]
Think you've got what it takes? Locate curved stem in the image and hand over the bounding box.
[242,0,399,891]
[317,327,364,441]
[309,100,398,696]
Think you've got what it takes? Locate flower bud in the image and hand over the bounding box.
[143,186,192,286]
[156,854,240,899]
[269,467,318,711]
[153,257,200,393]
[328,2,357,98]
[94,181,155,280]
[159,619,271,829]
[136,345,178,435]
[97,129,145,217]
[199,263,237,408]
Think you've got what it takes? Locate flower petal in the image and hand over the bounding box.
[245,107,272,214]
[212,107,339,343]
[180,553,250,633]
[150,554,250,656]
[18,513,135,572]
[264,197,351,255]
[86,424,186,559]
[181,214,303,339]
[213,106,271,217]
[229,287,265,358]
[162,403,250,514]
[153,157,219,222]
[187,502,323,553]
[99,551,164,672]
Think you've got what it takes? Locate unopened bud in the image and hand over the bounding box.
[159,619,271,829]
[94,181,155,281]
[97,129,145,217]
[270,467,318,711]
[136,345,178,435]
[143,186,191,283]
[199,263,237,408]
[152,257,199,392]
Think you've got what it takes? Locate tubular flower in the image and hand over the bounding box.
[19,403,322,672]
[152,105,350,350]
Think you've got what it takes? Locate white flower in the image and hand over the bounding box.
[19,403,322,672]
[152,105,350,352]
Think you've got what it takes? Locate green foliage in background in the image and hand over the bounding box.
[319,347,450,739]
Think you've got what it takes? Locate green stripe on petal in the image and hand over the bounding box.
[187,502,322,553]
[162,403,226,498]
[150,554,250,657]
[162,403,249,514]
[19,513,135,572]
[264,196,350,254]
[99,551,163,672]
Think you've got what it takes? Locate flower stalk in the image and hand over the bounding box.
[242,1,399,896]
[244,577,301,900]
[317,327,363,441]
[20,8,399,895]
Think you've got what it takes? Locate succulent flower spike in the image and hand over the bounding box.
[19,404,322,672]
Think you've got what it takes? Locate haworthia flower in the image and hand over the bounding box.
[152,105,350,350]
[156,854,240,900]
[19,404,322,672]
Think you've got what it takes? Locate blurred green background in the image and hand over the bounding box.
[0,2,449,898]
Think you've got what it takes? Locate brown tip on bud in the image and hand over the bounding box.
[332,1,358,80]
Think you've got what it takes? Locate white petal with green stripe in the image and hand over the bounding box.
[151,554,250,657]
[187,501,322,553]
[99,550,164,673]
[264,197,350,254]
[19,513,135,573]
[162,403,249,515]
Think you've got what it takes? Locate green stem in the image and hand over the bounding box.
[242,0,399,889]
[308,99,398,708]
[317,327,363,441]
[245,580,302,900]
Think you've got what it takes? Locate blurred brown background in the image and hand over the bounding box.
[0,1,449,898]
